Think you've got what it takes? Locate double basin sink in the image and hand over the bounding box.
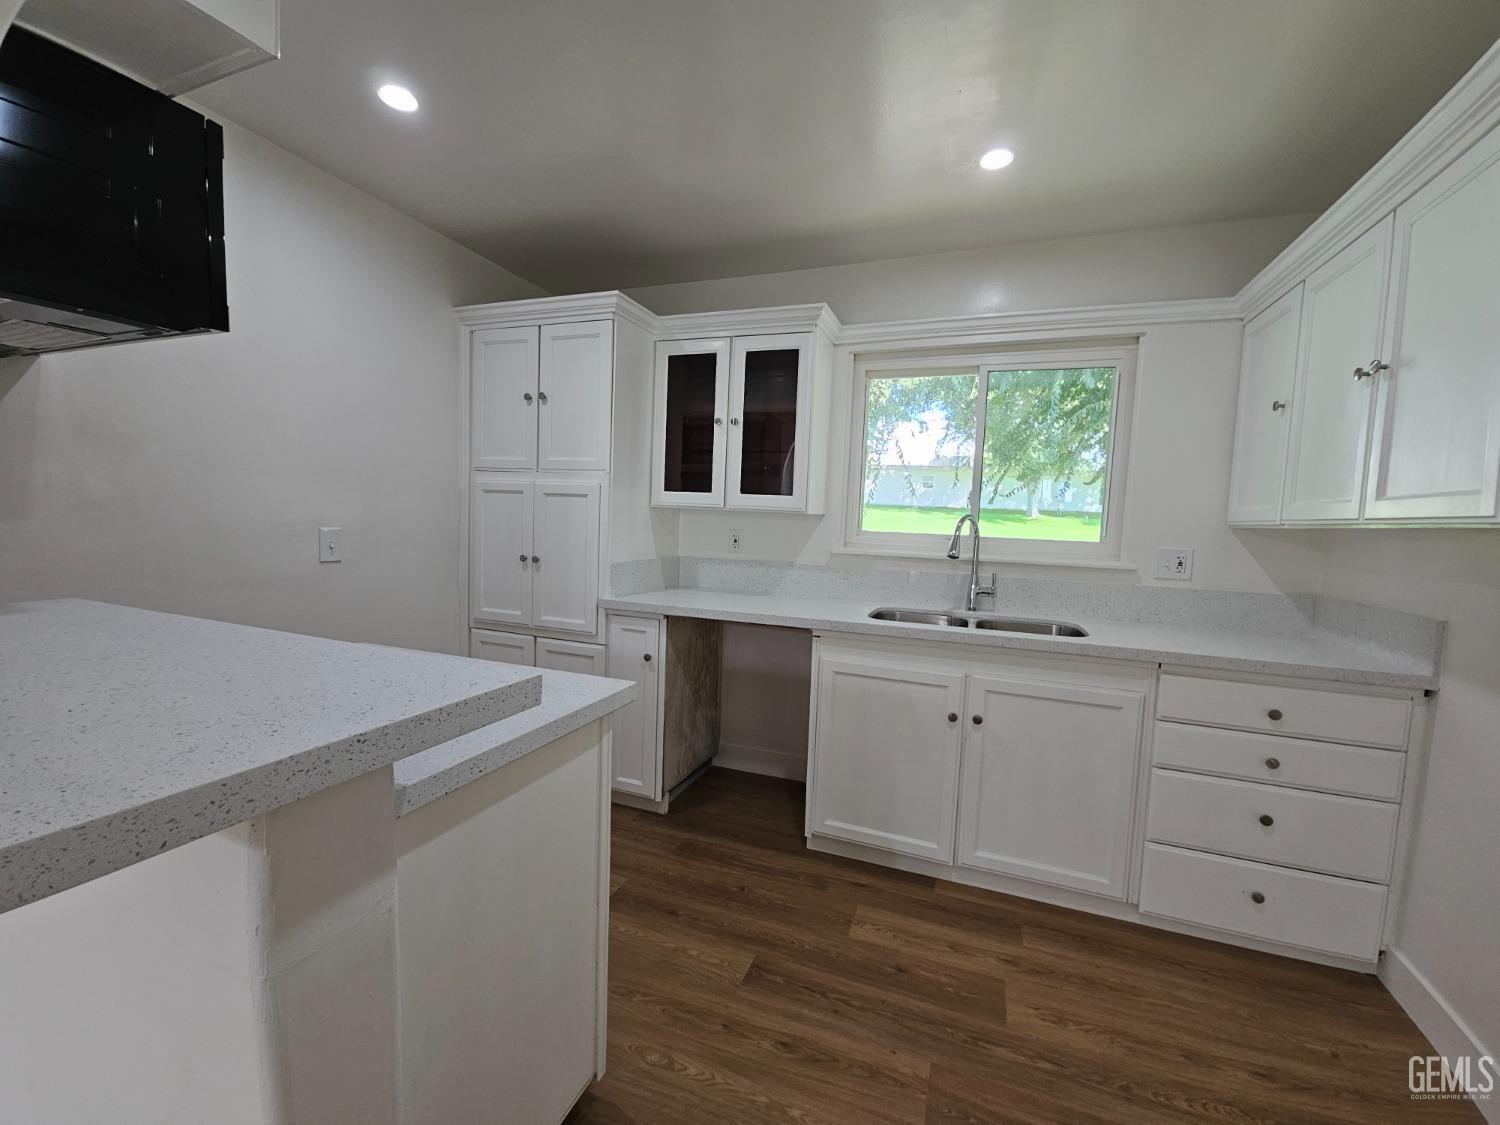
[868,607,1089,638]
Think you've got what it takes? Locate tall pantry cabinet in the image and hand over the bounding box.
[458,293,656,673]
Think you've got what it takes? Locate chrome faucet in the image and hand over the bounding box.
[946,514,997,612]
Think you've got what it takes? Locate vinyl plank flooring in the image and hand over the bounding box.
[567,768,1476,1125]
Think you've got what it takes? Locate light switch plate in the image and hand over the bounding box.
[1154,547,1193,581]
[318,526,342,563]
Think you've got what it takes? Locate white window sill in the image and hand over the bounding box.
[830,543,1140,571]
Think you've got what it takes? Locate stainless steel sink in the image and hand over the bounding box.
[867,607,1088,638]
[866,608,969,627]
[971,616,1089,637]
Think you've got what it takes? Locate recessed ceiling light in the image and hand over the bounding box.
[377,84,419,113]
[978,147,1015,171]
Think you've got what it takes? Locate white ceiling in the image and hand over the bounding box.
[194,0,1500,294]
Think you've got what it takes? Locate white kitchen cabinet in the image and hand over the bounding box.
[1366,123,1500,522]
[1281,217,1392,522]
[605,615,663,799]
[956,674,1144,898]
[470,475,600,635]
[726,333,813,511]
[470,320,613,472]
[471,326,541,471]
[536,638,608,676]
[651,338,730,507]
[470,628,536,665]
[470,474,534,628]
[539,321,613,472]
[1227,286,1301,525]
[532,480,601,633]
[809,650,965,863]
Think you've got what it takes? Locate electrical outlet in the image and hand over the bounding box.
[729,528,743,553]
[318,526,342,563]
[1154,547,1193,581]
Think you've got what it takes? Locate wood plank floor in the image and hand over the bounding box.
[568,768,1474,1124]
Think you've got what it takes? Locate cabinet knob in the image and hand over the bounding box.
[729,417,740,426]
[947,712,958,723]
[523,392,534,404]
[1271,399,1287,412]
[518,553,528,563]
[971,715,983,726]
[1250,891,1266,905]
[1267,708,1283,721]
[531,554,540,565]
[714,417,723,426]
[1258,814,1275,827]
[537,390,548,404]
[1265,757,1281,770]
[642,653,652,663]
[1353,360,1388,381]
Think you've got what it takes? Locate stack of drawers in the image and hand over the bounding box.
[1139,671,1412,962]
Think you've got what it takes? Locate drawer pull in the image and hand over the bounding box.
[947,712,958,723]
[1267,708,1283,721]
[1250,891,1266,904]
[1264,756,1281,770]
[971,715,983,726]
[1258,814,1275,827]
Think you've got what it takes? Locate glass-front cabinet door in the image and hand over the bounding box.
[726,333,811,509]
[652,338,730,506]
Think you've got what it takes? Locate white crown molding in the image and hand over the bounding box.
[454,290,658,332]
[835,297,1240,347]
[1237,38,1500,319]
[655,302,842,342]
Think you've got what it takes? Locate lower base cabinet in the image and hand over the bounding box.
[469,628,607,675]
[958,673,1144,898]
[605,615,662,799]
[808,638,1148,894]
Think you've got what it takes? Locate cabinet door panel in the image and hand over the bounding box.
[726,333,811,511]
[469,628,536,666]
[957,675,1143,898]
[810,654,964,863]
[606,616,661,798]
[471,326,539,470]
[538,320,613,472]
[532,480,600,634]
[470,475,533,628]
[536,638,607,676]
[1367,125,1500,521]
[1282,217,1391,522]
[1227,287,1300,525]
[652,338,729,507]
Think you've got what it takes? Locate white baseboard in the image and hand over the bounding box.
[1380,947,1497,1124]
[714,741,807,782]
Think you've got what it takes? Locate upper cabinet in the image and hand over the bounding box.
[1228,117,1500,529]
[470,319,613,473]
[1282,217,1392,523]
[1226,287,1301,525]
[1366,124,1500,522]
[650,306,837,514]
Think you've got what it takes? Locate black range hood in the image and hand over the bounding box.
[0,26,228,356]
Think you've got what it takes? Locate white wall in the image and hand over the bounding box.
[1313,530,1500,1067]
[628,215,1312,324]
[0,119,545,653]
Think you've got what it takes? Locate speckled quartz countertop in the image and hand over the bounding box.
[393,667,635,816]
[599,588,1441,690]
[0,599,544,914]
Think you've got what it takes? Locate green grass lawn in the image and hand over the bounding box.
[861,505,1103,542]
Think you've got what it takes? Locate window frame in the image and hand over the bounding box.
[843,345,1136,563]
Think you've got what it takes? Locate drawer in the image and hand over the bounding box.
[1146,769,1398,882]
[1139,843,1387,961]
[1156,673,1410,749]
[1152,722,1404,801]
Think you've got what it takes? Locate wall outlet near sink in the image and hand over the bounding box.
[1154,547,1194,581]
[729,528,743,553]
